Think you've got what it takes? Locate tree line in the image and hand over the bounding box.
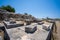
[0,5,15,13]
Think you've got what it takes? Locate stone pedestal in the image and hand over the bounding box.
[42,24,50,31]
[25,26,37,33]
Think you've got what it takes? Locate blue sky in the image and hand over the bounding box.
[0,0,60,18]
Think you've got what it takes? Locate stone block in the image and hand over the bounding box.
[25,26,37,33]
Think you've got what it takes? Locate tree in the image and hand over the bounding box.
[29,14,32,17]
[24,13,28,15]
[0,5,15,13]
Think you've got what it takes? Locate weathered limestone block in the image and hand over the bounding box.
[3,21,22,29]
[25,26,37,33]
[38,22,44,25]
[42,24,50,31]
[10,20,16,24]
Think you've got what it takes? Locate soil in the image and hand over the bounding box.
[53,21,60,40]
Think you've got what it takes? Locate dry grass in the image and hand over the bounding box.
[0,30,4,40]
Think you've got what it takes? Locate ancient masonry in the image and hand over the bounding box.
[0,9,55,40]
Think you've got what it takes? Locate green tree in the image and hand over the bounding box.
[24,13,28,15]
[0,5,15,12]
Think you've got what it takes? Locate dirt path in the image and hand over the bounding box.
[55,21,60,40]
[53,21,60,40]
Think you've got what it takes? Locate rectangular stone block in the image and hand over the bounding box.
[3,21,23,29]
[25,26,37,33]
